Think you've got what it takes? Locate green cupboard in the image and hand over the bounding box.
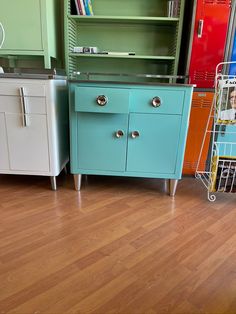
[0,0,61,68]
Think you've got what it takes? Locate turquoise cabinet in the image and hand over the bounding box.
[0,0,61,68]
[69,81,194,196]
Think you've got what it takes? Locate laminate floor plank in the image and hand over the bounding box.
[0,174,235,314]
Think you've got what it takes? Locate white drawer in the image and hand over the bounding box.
[0,95,46,114]
[0,82,46,97]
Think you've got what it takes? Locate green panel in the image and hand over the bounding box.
[45,0,57,58]
[91,0,169,17]
[72,57,172,82]
[77,24,176,56]
[0,0,43,51]
[71,16,179,25]
[77,113,128,171]
[127,113,181,174]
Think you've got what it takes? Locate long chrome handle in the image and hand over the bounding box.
[115,130,124,138]
[152,96,162,107]
[0,22,5,49]
[131,131,140,139]
[20,87,28,127]
[96,95,108,106]
[197,19,204,38]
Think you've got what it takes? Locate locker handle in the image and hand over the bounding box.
[197,19,204,38]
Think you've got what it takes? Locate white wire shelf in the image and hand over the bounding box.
[195,61,236,201]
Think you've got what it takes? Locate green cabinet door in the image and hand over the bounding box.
[0,0,43,51]
[76,113,128,172]
[127,113,182,174]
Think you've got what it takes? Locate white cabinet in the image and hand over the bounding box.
[0,113,9,169]
[0,78,69,189]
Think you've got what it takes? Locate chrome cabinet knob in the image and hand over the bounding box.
[96,95,108,106]
[131,131,140,138]
[115,130,124,138]
[152,96,161,107]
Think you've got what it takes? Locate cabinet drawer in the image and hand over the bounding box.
[0,82,46,97]
[0,96,46,114]
[130,89,185,114]
[75,86,129,113]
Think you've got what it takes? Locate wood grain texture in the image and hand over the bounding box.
[0,174,236,314]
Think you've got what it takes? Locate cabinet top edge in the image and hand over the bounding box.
[0,74,67,80]
[68,80,195,88]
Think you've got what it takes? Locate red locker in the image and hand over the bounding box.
[188,0,231,88]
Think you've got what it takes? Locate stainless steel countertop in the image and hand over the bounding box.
[0,68,67,80]
[68,72,195,87]
[68,79,195,88]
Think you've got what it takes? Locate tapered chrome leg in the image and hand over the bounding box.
[50,176,57,191]
[74,174,82,191]
[169,179,178,196]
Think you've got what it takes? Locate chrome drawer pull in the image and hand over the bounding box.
[131,131,140,139]
[115,130,124,138]
[96,95,108,106]
[20,87,28,127]
[152,96,162,107]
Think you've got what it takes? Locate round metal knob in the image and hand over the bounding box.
[152,96,161,107]
[115,130,124,138]
[96,95,108,106]
[131,131,140,139]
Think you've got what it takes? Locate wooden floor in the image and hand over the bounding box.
[0,174,236,314]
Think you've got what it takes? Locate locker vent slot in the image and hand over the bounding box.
[192,98,212,109]
[204,0,230,4]
[193,71,215,82]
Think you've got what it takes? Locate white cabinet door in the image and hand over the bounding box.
[0,113,10,170]
[6,114,50,172]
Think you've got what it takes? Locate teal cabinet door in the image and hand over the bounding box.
[0,0,43,51]
[127,114,182,174]
[77,113,128,171]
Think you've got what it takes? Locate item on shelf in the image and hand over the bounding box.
[211,156,236,193]
[74,0,86,15]
[167,0,179,17]
[216,78,236,123]
[83,0,93,16]
[103,52,136,56]
[72,46,99,53]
